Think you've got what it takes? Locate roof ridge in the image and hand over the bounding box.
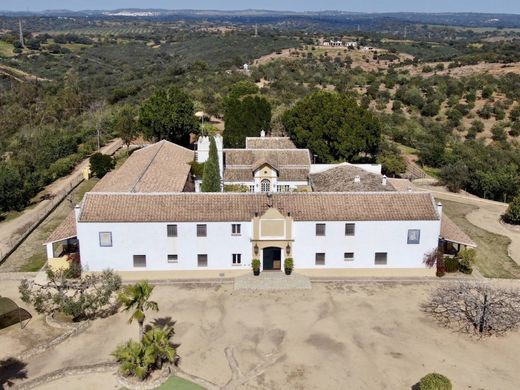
[129,141,166,193]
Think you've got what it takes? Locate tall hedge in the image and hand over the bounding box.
[201,137,221,192]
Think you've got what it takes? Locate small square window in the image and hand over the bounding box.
[197,224,207,237]
[344,252,354,261]
[316,224,326,236]
[232,224,241,235]
[99,232,112,247]
[375,252,387,265]
[198,254,208,267]
[167,224,177,237]
[133,255,146,268]
[232,253,242,265]
[315,253,326,265]
[407,229,421,244]
[167,254,178,263]
[345,223,356,236]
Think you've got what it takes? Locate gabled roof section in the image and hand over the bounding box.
[93,140,194,193]
[246,137,296,149]
[310,165,396,192]
[79,192,440,223]
[440,214,477,248]
[45,210,77,244]
[252,158,279,173]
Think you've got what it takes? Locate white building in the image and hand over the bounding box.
[45,137,475,273]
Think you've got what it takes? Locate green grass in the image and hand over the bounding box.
[20,252,47,272]
[0,40,15,57]
[156,376,206,390]
[73,178,99,203]
[440,199,520,279]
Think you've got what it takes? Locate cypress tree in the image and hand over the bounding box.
[201,137,221,192]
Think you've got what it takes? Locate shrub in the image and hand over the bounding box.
[419,373,452,390]
[284,258,294,270]
[252,259,261,271]
[457,249,476,274]
[90,152,115,178]
[444,257,460,273]
[503,193,520,225]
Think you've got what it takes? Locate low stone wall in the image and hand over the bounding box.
[116,364,172,390]
[12,361,117,390]
[15,315,90,361]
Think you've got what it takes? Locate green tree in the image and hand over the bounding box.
[142,326,176,369]
[139,87,198,147]
[419,373,452,390]
[504,193,520,225]
[89,153,115,178]
[118,281,159,341]
[0,163,28,212]
[112,340,155,380]
[224,95,271,148]
[440,161,469,192]
[113,105,139,148]
[201,137,221,192]
[283,91,381,163]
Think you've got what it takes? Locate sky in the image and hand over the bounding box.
[1,0,519,14]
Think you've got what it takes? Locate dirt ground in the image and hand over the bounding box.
[2,279,520,390]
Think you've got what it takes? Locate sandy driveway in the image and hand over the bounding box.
[0,139,122,260]
[2,280,520,390]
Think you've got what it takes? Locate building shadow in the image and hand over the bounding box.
[0,358,28,388]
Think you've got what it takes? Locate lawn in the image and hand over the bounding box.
[0,40,15,57]
[156,376,206,390]
[440,199,520,279]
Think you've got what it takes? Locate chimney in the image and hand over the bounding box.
[437,202,443,220]
[74,204,81,222]
[382,175,387,186]
[407,186,412,192]
[260,130,266,137]
[354,175,361,183]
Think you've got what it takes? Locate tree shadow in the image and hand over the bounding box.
[411,382,420,390]
[0,358,28,388]
[149,316,176,329]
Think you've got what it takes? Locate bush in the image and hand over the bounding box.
[252,259,261,271]
[503,193,520,225]
[444,257,460,273]
[457,249,476,274]
[90,153,115,178]
[419,373,452,390]
[284,258,294,270]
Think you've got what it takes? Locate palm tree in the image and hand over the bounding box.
[143,326,176,369]
[118,281,159,340]
[112,340,155,380]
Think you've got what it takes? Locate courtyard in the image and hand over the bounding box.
[1,278,520,389]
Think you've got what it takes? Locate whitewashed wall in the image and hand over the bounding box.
[77,218,440,271]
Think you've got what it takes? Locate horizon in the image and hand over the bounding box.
[1,1,520,14]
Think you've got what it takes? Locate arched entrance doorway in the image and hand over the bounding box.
[263,247,282,271]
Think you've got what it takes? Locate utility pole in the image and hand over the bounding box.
[254,24,258,37]
[18,20,25,48]
[404,26,407,39]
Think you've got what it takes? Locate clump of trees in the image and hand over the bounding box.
[139,87,199,147]
[89,153,115,178]
[201,136,221,192]
[19,267,122,321]
[503,193,520,225]
[282,91,381,163]
[423,282,520,337]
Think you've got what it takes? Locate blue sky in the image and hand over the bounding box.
[1,0,519,13]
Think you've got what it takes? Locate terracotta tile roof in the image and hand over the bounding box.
[440,214,477,248]
[45,210,77,244]
[79,192,440,223]
[310,165,396,192]
[93,140,194,193]
[224,149,310,182]
[246,137,296,149]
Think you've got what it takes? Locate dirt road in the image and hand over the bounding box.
[0,139,122,261]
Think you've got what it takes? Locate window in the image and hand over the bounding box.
[167,224,177,237]
[277,185,290,192]
[231,224,241,235]
[167,254,178,263]
[99,232,112,247]
[407,229,421,244]
[345,223,356,236]
[375,252,388,265]
[133,255,146,268]
[261,179,271,192]
[197,254,208,267]
[344,252,354,261]
[316,223,326,236]
[315,253,326,265]
[232,253,242,265]
[196,224,207,237]
[249,185,255,192]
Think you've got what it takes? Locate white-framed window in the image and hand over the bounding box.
[232,253,242,265]
[345,223,356,236]
[261,179,271,192]
[167,224,177,237]
[375,252,388,265]
[99,232,112,247]
[315,253,326,265]
[249,185,255,192]
[316,223,326,236]
[197,224,207,237]
[276,185,290,192]
[167,254,178,263]
[198,254,208,267]
[231,224,241,235]
[407,229,421,244]
[133,255,146,268]
[344,252,354,261]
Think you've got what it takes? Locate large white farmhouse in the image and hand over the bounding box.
[45,136,475,273]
